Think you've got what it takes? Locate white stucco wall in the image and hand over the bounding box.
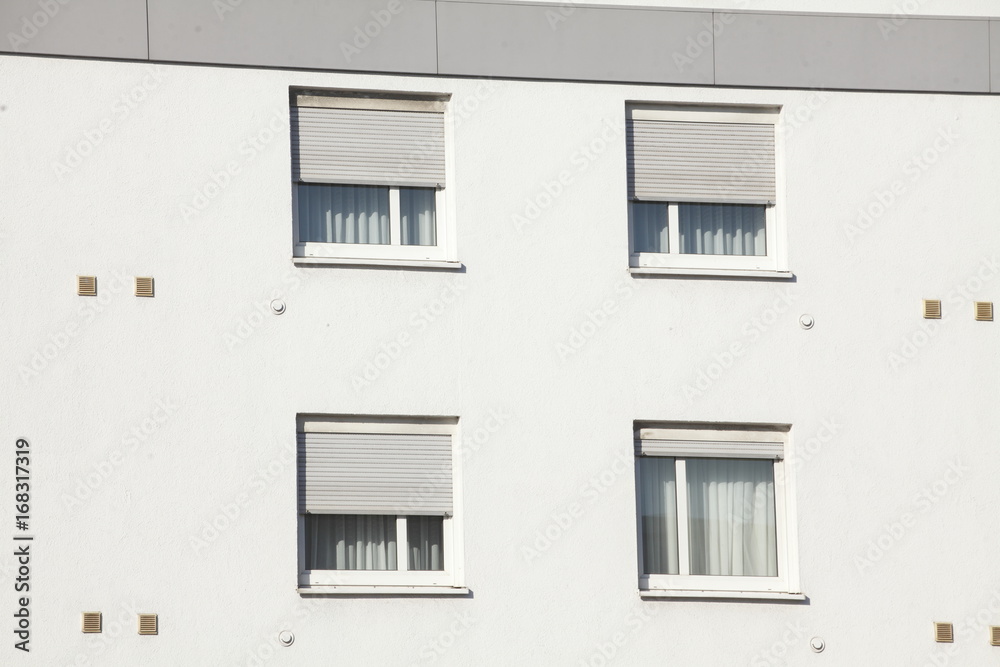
[2,45,999,666]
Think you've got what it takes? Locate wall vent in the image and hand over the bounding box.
[81,612,102,633]
[77,276,97,296]
[138,614,158,636]
[975,301,993,321]
[991,626,1000,646]
[935,622,954,643]
[922,299,942,319]
[135,277,154,298]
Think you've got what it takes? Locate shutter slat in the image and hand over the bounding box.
[635,438,783,460]
[628,120,776,204]
[298,432,453,516]
[291,107,445,187]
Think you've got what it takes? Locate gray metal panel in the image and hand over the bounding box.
[436,2,715,84]
[715,13,991,93]
[628,120,775,204]
[636,439,783,460]
[298,432,453,515]
[0,0,147,60]
[147,0,437,74]
[991,21,1000,93]
[291,106,446,186]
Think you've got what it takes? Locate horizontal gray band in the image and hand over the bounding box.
[1,1,998,94]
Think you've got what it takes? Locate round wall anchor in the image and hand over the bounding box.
[278,630,294,647]
[809,637,825,653]
[799,314,815,330]
[270,299,286,315]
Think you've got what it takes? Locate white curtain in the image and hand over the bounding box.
[297,184,389,244]
[400,187,437,246]
[687,459,777,577]
[306,514,397,570]
[407,516,444,571]
[639,457,678,575]
[630,202,668,253]
[679,203,765,256]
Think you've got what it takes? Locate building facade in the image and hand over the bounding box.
[3,1,1000,665]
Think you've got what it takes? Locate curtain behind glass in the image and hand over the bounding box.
[687,459,776,577]
[297,184,389,244]
[679,203,765,256]
[407,515,444,571]
[305,514,397,570]
[400,188,437,246]
[630,202,668,253]
[639,457,679,575]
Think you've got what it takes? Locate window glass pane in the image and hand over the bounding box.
[678,203,766,256]
[630,201,668,253]
[639,457,678,575]
[305,514,397,570]
[407,515,444,571]
[686,458,777,577]
[400,187,437,246]
[297,184,389,245]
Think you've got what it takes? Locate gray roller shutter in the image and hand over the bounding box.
[291,106,446,188]
[627,120,775,204]
[636,437,783,460]
[298,432,453,515]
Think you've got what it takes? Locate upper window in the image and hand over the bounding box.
[634,423,800,598]
[297,416,464,592]
[626,105,785,275]
[290,91,455,265]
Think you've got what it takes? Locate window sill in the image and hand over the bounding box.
[629,267,794,280]
[640,589,806,601]
[293,256,463,270]
[298,586,470,597]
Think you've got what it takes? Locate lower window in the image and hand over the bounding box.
[635,423,798,596]
[297,416,462,590]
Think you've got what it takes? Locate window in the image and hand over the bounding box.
[626,105,786,275]
[290,91,456,265]
[297,416,464,592]
[634,423,799,598]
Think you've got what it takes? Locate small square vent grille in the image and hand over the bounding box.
[81,612,102,633]
[77,276,97,296]
[975,301,993,321]
[138,613,158,635]
[935,622,954,643]
[991,626,1000,646]
[135,277,154,298]
[923,299,942,319]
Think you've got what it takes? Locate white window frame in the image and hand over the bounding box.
[635,423,801,599]
[297,416,465,594]
[627,105,788,277]
[290,92,459,267]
